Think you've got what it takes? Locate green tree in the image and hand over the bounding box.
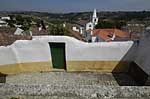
[49,25,69,36]
[95,20,126,29]
[16,15,24,25]
[95,21,115,29]
[5,20,15,27]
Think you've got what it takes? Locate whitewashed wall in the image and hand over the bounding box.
[33,36,133,61]
[0,36,133,66]
[0,39,51,66]
[0,47,17,65]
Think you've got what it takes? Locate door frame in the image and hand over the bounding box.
[49,42,67,70]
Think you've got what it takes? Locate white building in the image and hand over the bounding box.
[79,27,84,35]
[146,26,150,31]
[92,9,99,26]
[86,22,94,31]
[0,16,11,27]
[1,17,11,20]
[86,9,98,31]
[72,26,80,32]
[0,20,8,27]
[14,28,24,35]
[72,9,99,42]
[84,9,99,42]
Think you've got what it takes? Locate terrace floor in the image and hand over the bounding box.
[1,72,150,98]
[3,72,138,86]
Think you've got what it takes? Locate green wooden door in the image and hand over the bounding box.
[49,43,66,69]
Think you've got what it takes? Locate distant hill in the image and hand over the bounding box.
[1,11,150,22]
[0,11,150,26]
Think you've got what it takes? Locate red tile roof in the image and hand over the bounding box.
[92,29,139,42]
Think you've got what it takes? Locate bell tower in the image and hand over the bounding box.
[92,9,98,26]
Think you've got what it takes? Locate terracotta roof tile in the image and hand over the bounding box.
[92,29,139,41]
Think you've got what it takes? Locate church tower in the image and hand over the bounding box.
[92,9,98,26]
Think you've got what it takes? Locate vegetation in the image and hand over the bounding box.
[6,15,32,30]
[95,20,127,29]
[5,13,70,36]
[47,19,65,24]
[2,11,150,35]
[6,20,15,27]
[48,25,70,36]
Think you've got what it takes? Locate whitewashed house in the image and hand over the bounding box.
[0,20,8,27]
[1,17,11,20]
[72,9,99,42]
[14,28,24,35]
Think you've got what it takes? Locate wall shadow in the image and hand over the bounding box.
[112,42,149,86]
[128,62,149,86]
[0,73,7,83]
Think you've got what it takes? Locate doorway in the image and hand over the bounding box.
[49,42,66,70]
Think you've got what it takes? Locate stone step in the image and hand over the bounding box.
[0,84,150,98]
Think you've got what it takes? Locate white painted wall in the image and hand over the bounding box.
[86,22,94,31]
[0,36,133,66]
[72,27,79,32]
[14,28,24,35]
[1,17,10,20]
[12,40,51,63]
[0,47,17,65]
[0,20,8,27]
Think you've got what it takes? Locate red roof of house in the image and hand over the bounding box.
[92,29,139,42]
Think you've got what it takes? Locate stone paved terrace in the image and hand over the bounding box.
[4,72,137,86]
[0,72,150,98]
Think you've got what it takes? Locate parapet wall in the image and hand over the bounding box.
[0,36,133,74]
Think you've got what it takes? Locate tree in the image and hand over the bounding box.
[95,21,115,29]
[5,20,15,27]
[48,25,69,36]
[95,20,126,29]
[16,15,24,25]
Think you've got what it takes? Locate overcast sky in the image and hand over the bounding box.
[0,0,150,13]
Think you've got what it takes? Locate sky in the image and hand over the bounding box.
[0,0,150,13]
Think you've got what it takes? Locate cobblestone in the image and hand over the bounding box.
[6,72,137,86]
[0,72,149,98]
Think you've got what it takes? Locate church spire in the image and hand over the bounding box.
[92,9,98,26]
[93,9,97,18]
